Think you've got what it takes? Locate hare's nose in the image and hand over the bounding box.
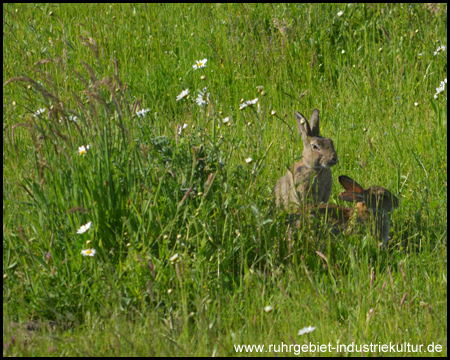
[332,155,339,164]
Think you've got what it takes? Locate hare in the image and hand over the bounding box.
[303,176,399,246]
[337,175,399,246]
[275,109,338,211]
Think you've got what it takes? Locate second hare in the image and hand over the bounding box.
[275,109,338,211]
[305,176,399,246]
[337,175,399,246]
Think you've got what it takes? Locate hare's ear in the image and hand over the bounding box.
[294,111,311,144]
[309,109,320,137]
[339,191,364,203]
[339,175,364,194]
[295,111,312,135]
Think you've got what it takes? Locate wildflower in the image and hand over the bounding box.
[245,157,253,164]
[169,253,179,263]
[178,123,188,135]
[78,145,90,156]
[69,115,78,122]
[81,249,96,257]
[342,50,345,54]
[337,11,344,17]
[264,305,274,313]
[196,87,210,106]
[222,117,230,124]
[33,108,46,117]
[298,326,316,335]
[239,98,259,110]
[176,89,189,101]
[433,45,446,56]
[436,80,446,94]
[270,110,277,116]
[414,102,419,107]
[435,78,447,98]
[193,58,208,70]
[77,221,92,234]
[136,108,150,118]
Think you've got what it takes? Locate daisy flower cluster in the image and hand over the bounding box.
[77,222,96,257]
[434,78,447,99]
[239,98,259,110]
[136,108,150,118]
[33,108,46,117]
[433,45,446,56]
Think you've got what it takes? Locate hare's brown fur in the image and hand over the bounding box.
[337,175,399,246]
[275,109,338,211]
[291,176,399,246]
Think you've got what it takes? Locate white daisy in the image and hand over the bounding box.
[81,249,96,257]
[33,108,46,117]
[433,45,446,56]
[78,145,90,156]
[177,123,188,135]
[436,80,446,94]
[245,157,253,164]
[196,87,210,106]
[222,117,230,124]
[68,115,78,122]
[337,11,344,17]
[77,221,92,234]
[176,89,189,101]
[264,305,274,313]
[298,326,316,336]
[193,58,208,70]
[136,108,150,118]
[239,98,259,110]
[169,253,179,263]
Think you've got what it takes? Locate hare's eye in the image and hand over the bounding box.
[311,143,320,151]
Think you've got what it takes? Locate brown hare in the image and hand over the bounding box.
[307,176,399,246]
[275,109,338,211]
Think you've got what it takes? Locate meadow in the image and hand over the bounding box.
[2,3,447,356]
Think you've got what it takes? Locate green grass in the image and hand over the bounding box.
[3,3,447,356]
